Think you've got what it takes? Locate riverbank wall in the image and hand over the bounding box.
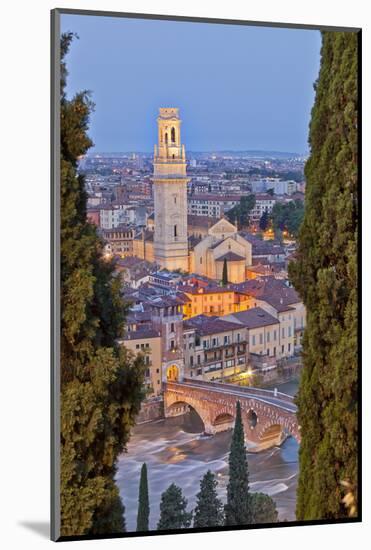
[137,397,164,424]
[258,361,303,386]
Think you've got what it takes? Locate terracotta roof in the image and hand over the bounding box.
[187,214,218,227]
[215,251,245,262]
[123,328,160,341]
[232,276,301,311]
[184,315,243,336]
[224,307,278,329]
[181,284,231,295]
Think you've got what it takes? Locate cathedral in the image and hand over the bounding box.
[133,108,253,283]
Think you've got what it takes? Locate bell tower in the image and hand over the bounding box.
[153,108,189,271]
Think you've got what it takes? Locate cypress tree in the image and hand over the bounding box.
[136,463,150,531]
[249,492,278,524]
[288,32,358,520]
[157,483,192,530]
[222,257,228,286]
[225,401,251,525]
[193,470,224,528]
[259,210,269,231]
[59,33,145,536]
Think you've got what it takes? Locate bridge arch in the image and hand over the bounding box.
[212,412,234,432]
[256,417,300,446]
[165,397,212,433]
[246,409,258,429]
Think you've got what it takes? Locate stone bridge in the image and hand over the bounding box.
[164,379,300,452]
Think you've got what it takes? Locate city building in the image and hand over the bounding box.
[153,108,190,271]
[122,328,162,397]
[102,226,134,257]
[251,178,297,196]
[187,194,241,218]
[183,315,248,381]
[232,276,305,352]
[249,194,276,223]
[99,205,127,229]
[222,307,283,366]
[181,284,237,319]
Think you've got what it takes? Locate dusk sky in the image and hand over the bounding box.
[61,14,322,154]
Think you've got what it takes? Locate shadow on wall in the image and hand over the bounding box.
[18,521,49,539]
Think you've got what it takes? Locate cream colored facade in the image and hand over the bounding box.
[183,325,248,381]
[123,333,162,397]
[191,218,252,283]
[132,233,155,263]
[153,108,189,271]
[254,300,295,358]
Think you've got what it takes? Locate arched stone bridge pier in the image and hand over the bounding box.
[164,379,300,452]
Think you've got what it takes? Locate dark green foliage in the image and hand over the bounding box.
[288,32,358,520]
[249,492,278,524]
[136,463,150,531]
[259,210,270,230]
[60,33,145,536]
[226,194,256,228]
[157,484,192,530]
[193,471,224,528]
[271,200,305,237]
[225,401,251,525]
[222,257,228,286]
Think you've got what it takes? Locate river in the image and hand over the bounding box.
[116,377,300,531]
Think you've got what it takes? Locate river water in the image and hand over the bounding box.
[116,377,300,531]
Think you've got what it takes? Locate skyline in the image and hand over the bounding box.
[61,14,321,154]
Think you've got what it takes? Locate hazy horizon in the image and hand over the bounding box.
[61,14,321,153]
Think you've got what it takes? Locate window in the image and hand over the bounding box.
[171,127,176,143]
[282,345,285,353]
[170,340,175,349]
[274,330,277,341]
[136,344,140,349]
[190,356,194,366]
[288,326,292,337]
[197,355,201,364]
[267,332,270,343]
[288,343,291,352]
[282,327,285,338]
[170,323,174,333]
[259,333,263,345]
[156,368,159,373]
[174,225,177,238]
[252,335,256,346]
